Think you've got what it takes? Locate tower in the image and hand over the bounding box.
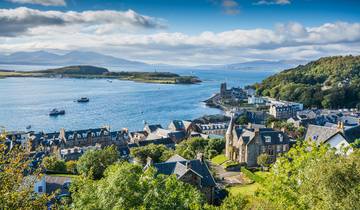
[220,83,227,97]
[225,114,235,159]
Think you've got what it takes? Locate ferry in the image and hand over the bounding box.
[77,97,90,103]
[49,109,65,116]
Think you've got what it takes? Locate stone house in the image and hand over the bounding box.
[225,116,290,167]
[148,154,217,204]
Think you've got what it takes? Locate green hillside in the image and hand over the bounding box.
[255,55,360,108]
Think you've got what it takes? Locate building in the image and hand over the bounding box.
[149,154,217,203]
[219,83,247,100]
[247,95,265,104]
[269,103,303,119]
[305,123,360,154]
[225,116,290,167]
[196,123,228,136]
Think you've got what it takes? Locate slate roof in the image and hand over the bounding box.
[154,157,216,187]
[305,125,340,143]
[146,124,163,133]
[166,154,187,162]
[137,137,174,147]
[343,125,360,143]
[259,130,289,145]
[170,120,185,130]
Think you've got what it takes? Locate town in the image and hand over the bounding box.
[2,82,360,208]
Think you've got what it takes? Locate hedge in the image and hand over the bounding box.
[241,167,264,183]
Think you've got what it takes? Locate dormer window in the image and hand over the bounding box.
[264,136,271,143]
[279,134,283,142]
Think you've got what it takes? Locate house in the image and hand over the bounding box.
[248,95,265,104]
[269,104,303,119]
[196,123,228,136]
[304,122,359,154]
[225,116,290,167]
[144,123,163,134]
[149,154,217,203]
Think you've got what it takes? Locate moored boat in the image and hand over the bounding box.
[77,97,90,103]
[49,109,65,116]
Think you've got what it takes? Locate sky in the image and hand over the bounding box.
[0,0,359,65]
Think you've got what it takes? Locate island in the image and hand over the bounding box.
[0,65,201,84]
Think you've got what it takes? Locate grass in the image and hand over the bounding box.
[46,173,79,178]
[211,154,229,165]
[227,183,261,196]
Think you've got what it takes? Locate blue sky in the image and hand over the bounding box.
[0,0,359,64]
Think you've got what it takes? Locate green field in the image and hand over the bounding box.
[211,154,229,165]
[227,183,261,196]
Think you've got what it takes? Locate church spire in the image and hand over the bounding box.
[225,113,235,159]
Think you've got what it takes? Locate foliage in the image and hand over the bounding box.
[256,55,360,108]
[176,137,225,160]
[42,155,67,173]
[258,142,360,210]
[220,194,249,210]
[236,115,249,125]
[0,133,52,209]
[223,161,241,169]
[65,160,77,174]
[130,143,174,165]
[77,145,119,180]
[350,139,360,148]
[257,153,270,169]
[211,154,229,165]
[241,168,264,183]
[70,162,204,209]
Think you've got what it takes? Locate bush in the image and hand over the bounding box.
[241,168,264,183]
[66,160,77,174]
[42,156,67,173]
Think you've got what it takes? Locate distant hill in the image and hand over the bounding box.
[0,51,150,70]
[194,60,307,71]
[255,55,360,108]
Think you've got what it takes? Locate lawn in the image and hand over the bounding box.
[46,173,79,178]
[211,154,228,165]
[227,183,261,196]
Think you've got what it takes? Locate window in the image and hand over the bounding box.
[279,134,283,142]
[283,145,288,151]
[262,146,266,153]
[277,145,282,152]
[264,136,271,143]
[38,186,43,193]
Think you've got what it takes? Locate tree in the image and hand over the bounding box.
[130,144,174,165]
[257,153,270,170]
[236,115,249,125]
[176,137,225,160]
[66,160,77,174]
[70,162,204,209]
[0,132,52,209]
[220,194,249,210]
[77,145,119,179]
[42,155,67,173]
[258,142,360,210]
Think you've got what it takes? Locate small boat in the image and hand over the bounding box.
[77,97,90,103]
[26,125,31,130]
[107,80,112,83]
[49,109,65,116]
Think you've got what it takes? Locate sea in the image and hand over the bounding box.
[0,65,274,132]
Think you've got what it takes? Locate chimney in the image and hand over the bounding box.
[271,122,275,129]
[197,153,204,163]
[146,157,153,166]
[186,160,191,169]
[247,123,253,129]
[337,121,344,131]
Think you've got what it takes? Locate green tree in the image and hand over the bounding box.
[258,142,360,210]
[176,137,225,160]
[42,155,67,173]
[257,153,270,170]
[236,115,249,125]
[66,160,77,174]
[220,194,249,210]
[130,143,174,165]
[0,131,52,209]
[77,145,119,179]
[70,162,204,209]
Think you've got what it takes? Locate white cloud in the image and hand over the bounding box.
[0,7,166,36]
[6,0,66,6]
[255,0,291,5]
[0,15,359,65]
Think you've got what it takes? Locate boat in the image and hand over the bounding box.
[77,97,90,103]
[107,80,112,83]
[26,125,31,130]
[49,109,65,116]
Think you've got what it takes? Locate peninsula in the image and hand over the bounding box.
[0,65,201,84]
